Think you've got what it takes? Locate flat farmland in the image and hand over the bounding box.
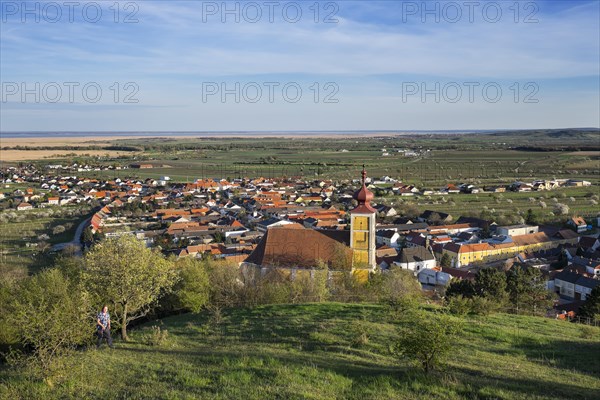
[2,131,598,187]
[80,147,599,189]
[0,149,138,161]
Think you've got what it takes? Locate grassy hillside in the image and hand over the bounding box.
[1,303,599,399]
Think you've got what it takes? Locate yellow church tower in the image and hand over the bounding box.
[350,165,376,271]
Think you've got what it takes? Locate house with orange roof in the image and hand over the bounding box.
[166,222,210,235]
[230,220,245,228]
[90,214,103,232]
[17,202,33,211]
[567,217,588,233]
[195,179,219,189]
[182,244,214,258]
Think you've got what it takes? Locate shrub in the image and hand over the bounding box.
[52,225,66,235]
[370,267,422,310]
[579,325,599,340]
[248,269,292,305]
[446,295,471,316]
[350,311,370,347]
[289,267,329,303]
[445,279,476,299]
[174,258,210,313]
[207,305,225,327]
[392,310,461,374]
[578,286,600,323]
[143,325,169,346]
[2,269,92,374]
[470,296,498,316]
[553,203,569,215]
[206,260,243,308]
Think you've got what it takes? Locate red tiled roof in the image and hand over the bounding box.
[571,217,587,226]
[245,225,352,269]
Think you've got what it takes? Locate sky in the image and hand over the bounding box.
[0,0,599,132]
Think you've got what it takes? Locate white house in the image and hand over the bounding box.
[567,217,587,234]
[376,230,401,248]
[554,270,600,300]
[256,218,294,233]
[396,246,436,274]
[554,271,577,298]
[497,224,539,237]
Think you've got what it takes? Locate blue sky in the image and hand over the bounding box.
[1,0,599,131]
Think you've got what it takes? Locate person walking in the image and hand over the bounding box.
[96,305,114,348]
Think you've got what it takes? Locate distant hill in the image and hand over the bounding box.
[2,303,599,399]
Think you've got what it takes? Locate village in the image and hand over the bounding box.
[1,163,598,319]
[2,0,598,395]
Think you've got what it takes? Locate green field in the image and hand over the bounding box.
[16,131,598,187]
[2,303,599,399]
[68,148,600,187]
[0,207,92,279]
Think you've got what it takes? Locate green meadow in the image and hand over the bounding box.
[2,303,599,399]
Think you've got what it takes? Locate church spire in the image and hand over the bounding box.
[352,165,376,213]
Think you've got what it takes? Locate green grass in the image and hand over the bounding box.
[2,303,599,399]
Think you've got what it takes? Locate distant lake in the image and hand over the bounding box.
[0,130,494,139]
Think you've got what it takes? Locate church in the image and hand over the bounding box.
[242,166,377,282]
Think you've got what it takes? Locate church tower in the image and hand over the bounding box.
[350,165,376,270]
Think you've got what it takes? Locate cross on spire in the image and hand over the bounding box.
[361,164,367,184]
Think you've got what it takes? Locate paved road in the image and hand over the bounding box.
[51,217,91,256]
